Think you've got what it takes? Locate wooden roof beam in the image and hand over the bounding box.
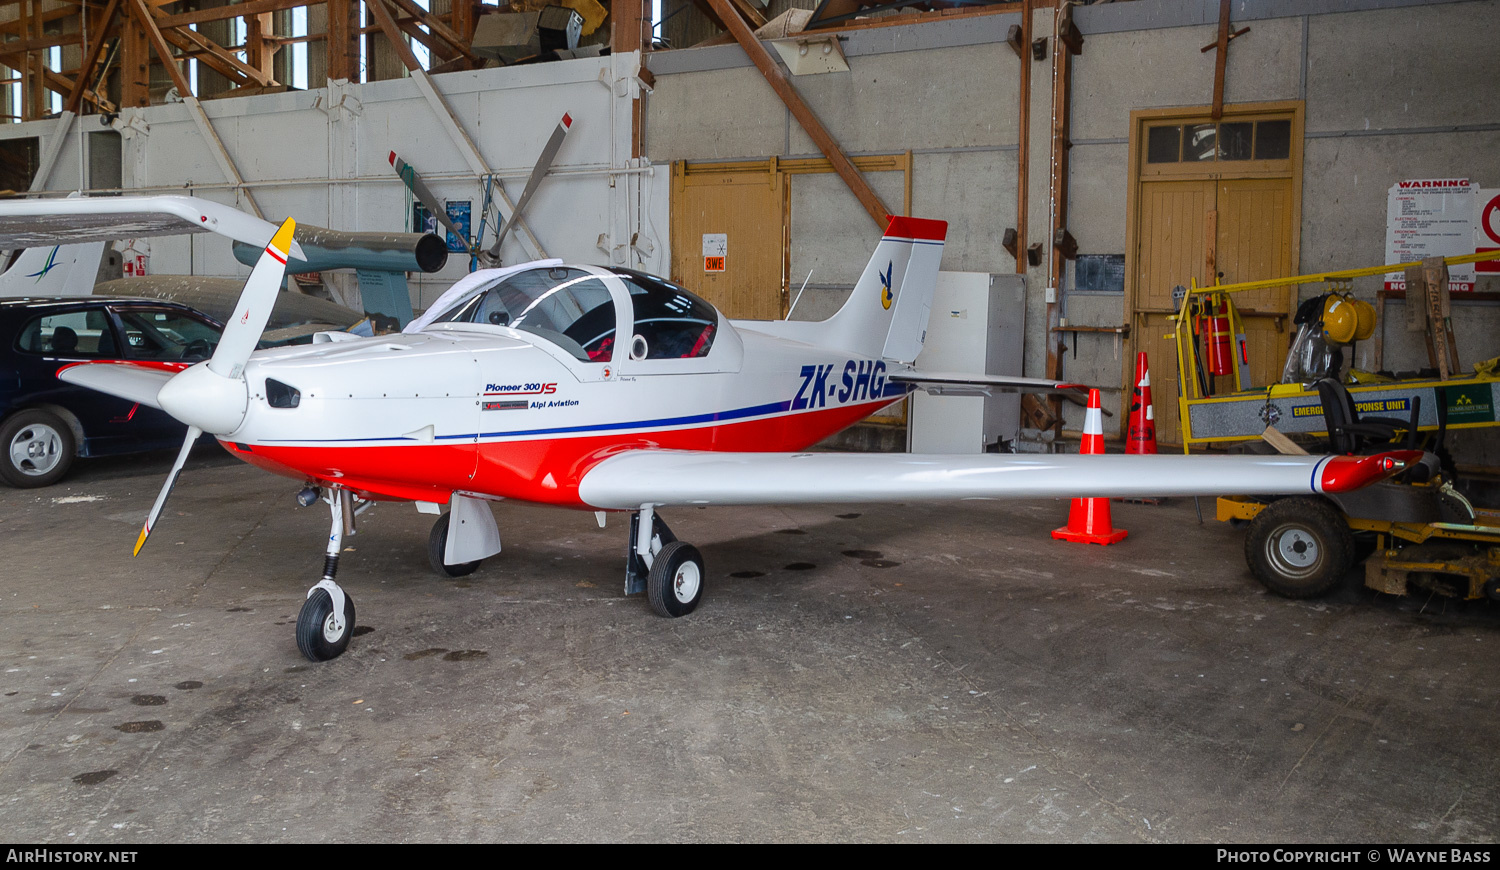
[64,0,120,114]
[362,0,423,73]
[702,0,890,228]
[386,0,480,65]
[158,18,276,86]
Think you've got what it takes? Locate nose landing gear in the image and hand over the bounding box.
[295,488,364,661]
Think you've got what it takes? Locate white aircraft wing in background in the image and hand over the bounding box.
[576,449,1421,510]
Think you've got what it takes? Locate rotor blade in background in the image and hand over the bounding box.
[208,217,297,380]
[484,113,572,264]
[133,425,202,556]
[389,151,474,254]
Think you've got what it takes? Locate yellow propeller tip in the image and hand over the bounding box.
[270,217,296,255]
[132,527,148,557]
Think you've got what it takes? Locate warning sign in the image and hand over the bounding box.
[1385,178,1477,292]
[702,233,727,273]
[1477,188,1500,275]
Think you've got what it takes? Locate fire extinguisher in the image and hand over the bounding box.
[1203,294,1233,377]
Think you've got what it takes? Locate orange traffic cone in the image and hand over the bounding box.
[1126,352,1157,455]
[1052,388,1128,545]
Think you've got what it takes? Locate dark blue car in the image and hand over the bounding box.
[0,297,225,487]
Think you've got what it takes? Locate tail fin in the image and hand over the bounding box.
[814,216,947,364]
[0,242,105,297]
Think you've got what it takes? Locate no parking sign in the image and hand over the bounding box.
[1478,188,1500,274]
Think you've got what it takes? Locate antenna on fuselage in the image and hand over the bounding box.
[786,269,814,320]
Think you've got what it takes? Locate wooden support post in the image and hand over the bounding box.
[120,7,150,108]
[1014,0,1030,275]
[1044,0,1076,429]
[246,12,277,83]
[327,0,360,82]
[1200,0,1250,121]
[704,0,892,230]
[128,0,191,98]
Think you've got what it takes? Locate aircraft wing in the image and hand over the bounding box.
[56,361,179,409]
[889,370,1087,397]
[576,449,1422,510]
[0,195,304,260]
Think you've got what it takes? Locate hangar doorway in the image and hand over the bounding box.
[1126,102,1304,446]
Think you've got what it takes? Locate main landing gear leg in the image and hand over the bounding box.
[626,505,705,618]
[296,488,358,661]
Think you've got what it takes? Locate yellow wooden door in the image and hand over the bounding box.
[670,161,787,320]
[1131,179,1215,446]
[1211,177,1294,397]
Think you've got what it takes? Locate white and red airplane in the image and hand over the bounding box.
[59,215,1422,661]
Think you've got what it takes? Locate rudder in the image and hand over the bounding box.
[809,216,947,363]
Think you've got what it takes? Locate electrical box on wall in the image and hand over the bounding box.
[908,272,1026,454]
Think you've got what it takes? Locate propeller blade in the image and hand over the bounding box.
[209,217,296,380]
[389,151,473,254]
[134,425,201,556]
[483,113,572,265]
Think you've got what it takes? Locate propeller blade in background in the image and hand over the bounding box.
[389,151,474,254]
[133,425,201,556]
[208,218,297,380]
[482,113,572,266]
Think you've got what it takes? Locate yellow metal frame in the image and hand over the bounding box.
[1172,249,1500,452]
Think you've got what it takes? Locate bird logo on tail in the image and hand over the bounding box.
[880,262,893,310]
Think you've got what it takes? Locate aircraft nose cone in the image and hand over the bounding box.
[157,362,249,436]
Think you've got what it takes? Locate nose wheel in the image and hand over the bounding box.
[296,488,362,661]
[298,582,356,661]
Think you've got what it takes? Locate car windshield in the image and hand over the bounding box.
[433,267,615,362]
[114,308,221,361]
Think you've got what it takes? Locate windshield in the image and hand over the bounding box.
[434,267,615,362]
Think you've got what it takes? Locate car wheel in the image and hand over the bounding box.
[0,409,75,488]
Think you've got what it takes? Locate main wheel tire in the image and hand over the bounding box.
[0,409,75,488]
[427,512,480,578]
[647,541,704,618]
[296,588,356,661]
[1244,497,1354,599]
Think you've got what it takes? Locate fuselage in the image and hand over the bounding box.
[220,276,909,508]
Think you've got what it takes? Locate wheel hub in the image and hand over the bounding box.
[322,611,345,643]
[9,425,61,476]
[673,561,701,603]
[1274,528,1319,570]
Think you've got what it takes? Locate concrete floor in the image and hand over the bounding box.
[1,446,1498,844]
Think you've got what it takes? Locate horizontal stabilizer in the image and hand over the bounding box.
[891,370,1087,398]
[57,362,177,409]
[578,449,1425,510]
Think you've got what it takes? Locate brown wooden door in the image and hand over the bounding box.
[670,162,787,320]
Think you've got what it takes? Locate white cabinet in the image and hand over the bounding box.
[908,272,1026,454]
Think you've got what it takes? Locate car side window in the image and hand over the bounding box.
[114,309,220,361]
[16,309,118,357]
